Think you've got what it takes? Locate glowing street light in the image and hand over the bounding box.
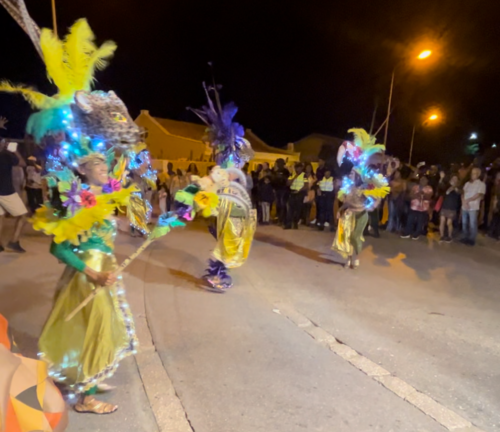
[409,109,443,165]
[470,133,478,140]
[418,50,432,60]
[382,46,437,148]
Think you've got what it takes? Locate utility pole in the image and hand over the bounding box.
[408,123,416,166]
[383,69,395,147]
[51,0,57,37]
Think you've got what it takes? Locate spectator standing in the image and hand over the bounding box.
[316,169,335,231]
[259,176,274,225]
[310,159,326,225]
[487,172,500,240]
[170,169,189,204]
[158,162,175,212]
[439,175,461,243]
[427,165,439,193]
[386,170,406,232]
[284,163,308,230]
[242,163,254,197]
[259,162,271,180]
[315,158,326,182]
[301,163,316,226]
[401,176,433,240]
[252,163,263,217]
[25,156,43,214]
[0,141,27,252]
[186,163,199,182]
[271,158,290,225]
[461,167,485,246]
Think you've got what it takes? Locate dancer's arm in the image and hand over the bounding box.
[50,241,86,272]
[50,241,115,286]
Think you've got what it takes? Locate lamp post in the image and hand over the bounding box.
[409,112,440,166]
[383,49,434,147]
[51,0,57,36]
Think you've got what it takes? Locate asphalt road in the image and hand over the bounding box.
[142,223,499,431]
[1,221,498,431]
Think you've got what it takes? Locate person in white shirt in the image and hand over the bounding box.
[461,167,485,246]
[25,156,43,214]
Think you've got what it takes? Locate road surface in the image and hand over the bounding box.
[1,221,498,431]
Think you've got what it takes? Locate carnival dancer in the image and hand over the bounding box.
[36,154,138,414]
[0,17,154,413]
[332,129,390,268]
[188,83,256,291]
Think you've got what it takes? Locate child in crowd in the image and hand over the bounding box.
[259,176,274,225]
[439,175,461,243]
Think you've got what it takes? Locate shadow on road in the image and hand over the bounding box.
[254,232,344,266]
[168,269,206,291]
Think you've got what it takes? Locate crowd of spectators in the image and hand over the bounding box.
[246,156,500,247]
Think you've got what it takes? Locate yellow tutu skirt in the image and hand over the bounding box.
[213,200,257,269]
[38,249,138,392]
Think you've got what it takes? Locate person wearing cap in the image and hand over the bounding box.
[25,156,44,214]
[0,140,27,253]
[317,169,335,231]
[284,163,308,229]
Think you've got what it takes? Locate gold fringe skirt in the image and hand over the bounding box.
[213,200,257,269]
[38,249,138,392]
[332,211,368,259]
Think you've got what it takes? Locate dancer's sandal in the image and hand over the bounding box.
[74,396,118,414]
[351,259,360,269]
[344,257,352,269]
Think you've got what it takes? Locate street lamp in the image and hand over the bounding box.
[382,48,434,149]
[408,110,442,166]
[418,50,432,60]
[470,133,477,140]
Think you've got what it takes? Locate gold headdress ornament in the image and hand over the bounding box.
[77,153,107,167]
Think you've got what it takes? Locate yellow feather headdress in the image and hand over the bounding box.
[0,19,116,109]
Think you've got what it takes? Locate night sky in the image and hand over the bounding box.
[1,0,499,164]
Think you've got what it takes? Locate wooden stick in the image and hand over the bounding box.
[64,238,154,322]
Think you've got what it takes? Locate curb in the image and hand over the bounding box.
[126,242,193,432]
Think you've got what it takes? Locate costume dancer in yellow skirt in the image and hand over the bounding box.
[35,155,138,414]
[333,129,390,269]
[189,83,257,291]
[0,17,155,413]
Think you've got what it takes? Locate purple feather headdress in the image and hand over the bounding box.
[188,82,253,168]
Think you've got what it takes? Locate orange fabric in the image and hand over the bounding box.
[0,315,10,350]
[5,398,23,432]
[45,411,63,429]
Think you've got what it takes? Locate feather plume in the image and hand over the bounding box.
[64,19,95,91]
[0,81,56,109]
[40,28,72,98]
[85,40,116,86]
[65,19,116,91]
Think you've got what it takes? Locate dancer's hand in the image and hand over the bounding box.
[102,272,117,286]
[85,268,116,287]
